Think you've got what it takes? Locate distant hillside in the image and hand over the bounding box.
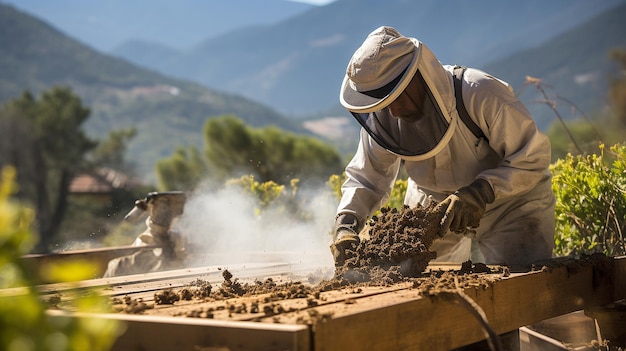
[109,0,623,117]
[2,1,624,184]
[0,4,308,182]
[483,2,626,130]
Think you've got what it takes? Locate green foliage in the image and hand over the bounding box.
[326,174,345,201]
[0,167,36,281]
[0,87,96,252]
[155,146,207,191]
[33,88,95,165]
[0,166,122,351]
[225,175,323,223]
[155,115,343,189]
[1,87,95,171]
[386,179,408,210]
[204,115,342,185]
[90,127,137,172]
[56,125,146,245]
[203,115,253,180]
[1,3,307,180]
[550,143,626,256]
[226,175,285,214]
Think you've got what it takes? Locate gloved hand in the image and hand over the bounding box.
[435,179,495,236]
[330,213,361,266]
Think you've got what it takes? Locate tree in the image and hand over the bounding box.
[0,87,96,252]
[203,115,343,185]
[90,127,137,173]
[155,115,344,191]
[155,146,207,191]
[0,166,122,351]
[202,115,256,181]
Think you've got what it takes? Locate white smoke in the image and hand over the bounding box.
[173,184,338,280]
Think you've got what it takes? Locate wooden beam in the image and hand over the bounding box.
[20,245,159,280]
[47,310,311,351]
[31,256,624,351]
[39,262,294,295]
[1,262,295,305]
[312,256,625,351]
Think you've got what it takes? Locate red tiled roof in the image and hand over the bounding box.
[69,168,140,194]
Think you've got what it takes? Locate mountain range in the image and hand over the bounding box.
[5,0,624,118]
[0,3,308,181]
[482,4,626,128]
[108,0,624,117]
[1,0,625,183]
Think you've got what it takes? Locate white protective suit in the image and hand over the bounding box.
[337,40,555,267]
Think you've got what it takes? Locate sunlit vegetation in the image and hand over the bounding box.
[0,167,123,351]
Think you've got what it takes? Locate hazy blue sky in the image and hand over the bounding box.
[288,0,336,5]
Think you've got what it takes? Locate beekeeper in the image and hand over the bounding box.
[331,26,556,268]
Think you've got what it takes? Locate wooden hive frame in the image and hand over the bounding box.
[8,255,625,351]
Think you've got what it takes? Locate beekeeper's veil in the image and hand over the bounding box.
[340,26,456,160]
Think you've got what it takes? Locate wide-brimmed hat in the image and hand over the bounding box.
[340,26,420,113]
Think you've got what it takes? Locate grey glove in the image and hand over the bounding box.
[330,213,360,266]
[436,179,495,235]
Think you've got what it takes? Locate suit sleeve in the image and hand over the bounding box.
[336,128,402,229]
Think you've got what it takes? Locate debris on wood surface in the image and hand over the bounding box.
[110,203,512,322]
[106,198,620,350]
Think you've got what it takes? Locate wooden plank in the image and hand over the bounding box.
[47,310,312,351]
[65,262,293,294]
[136,282,415,323]
[26,256,625,351]
[20,245,159,280]
[312,256,626,351]
[86,256,623,350]
[20,247,328,283]
[0,261,297,312]
[519,327,569,351]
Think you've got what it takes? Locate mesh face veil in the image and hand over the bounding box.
[351,70,453,160]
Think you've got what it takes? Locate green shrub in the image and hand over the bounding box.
[328,143,626,258]
[550,143,626,256]
[0,166,122,351]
